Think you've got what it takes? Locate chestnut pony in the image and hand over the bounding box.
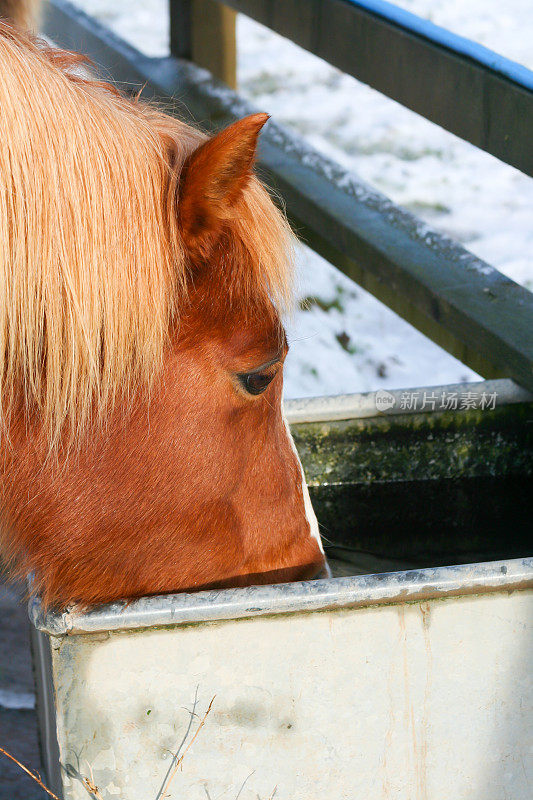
[0,23,325,608]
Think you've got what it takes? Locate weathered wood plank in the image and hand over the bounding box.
[170,0,237,88]
[42,0,533,390]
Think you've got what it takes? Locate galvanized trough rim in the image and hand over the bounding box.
[284,378,532,424]
[29,558,533,637]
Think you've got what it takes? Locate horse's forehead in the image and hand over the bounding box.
[213,307,285,351]
[184,272,284,350]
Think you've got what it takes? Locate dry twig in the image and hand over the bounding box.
[0,745,61,800]
[158,695,216,799]
[83,761,104,800]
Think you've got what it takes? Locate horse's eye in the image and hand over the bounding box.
[238,370,276,396]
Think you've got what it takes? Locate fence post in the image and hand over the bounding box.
[169,0,237,89]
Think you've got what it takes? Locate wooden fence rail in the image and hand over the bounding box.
[207,0,533,176]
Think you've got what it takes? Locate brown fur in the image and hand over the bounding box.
[0,23,324,607]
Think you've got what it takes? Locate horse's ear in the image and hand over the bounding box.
[178,113,269,261]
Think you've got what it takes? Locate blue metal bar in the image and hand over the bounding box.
[346,0,533,92]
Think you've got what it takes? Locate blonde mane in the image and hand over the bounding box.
[0,23,292,446]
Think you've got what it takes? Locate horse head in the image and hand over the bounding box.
[0,24,326,607]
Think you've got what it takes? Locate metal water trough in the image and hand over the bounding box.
[29,378,533,800]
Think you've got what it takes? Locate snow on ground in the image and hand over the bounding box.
[0,688,35,710]
[72,0,532,397]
